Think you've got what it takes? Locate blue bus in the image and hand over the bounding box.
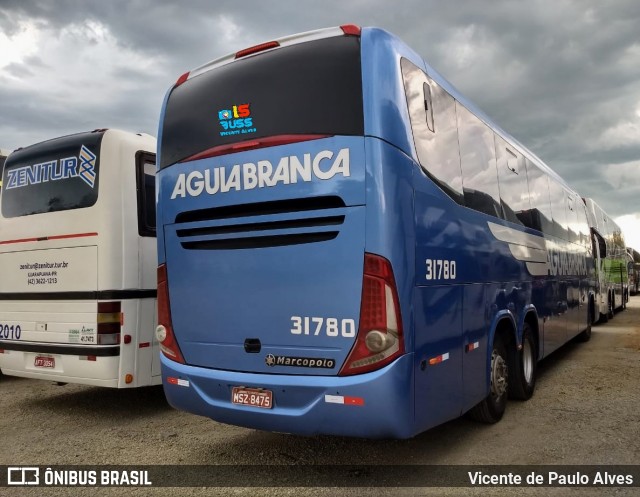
[156,25,594,438]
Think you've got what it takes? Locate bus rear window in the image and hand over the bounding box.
[1,132,102,218]
[160,35,363,169]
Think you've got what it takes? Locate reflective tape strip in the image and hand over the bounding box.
[466,341,480,352]
[167,377,190,387]
[0,232,98,245]
[324,395,364,406]
[428,352,450,365]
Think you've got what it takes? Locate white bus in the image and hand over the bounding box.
[0,129,160,387]
[0,147,10,189]
[584,197,628,322]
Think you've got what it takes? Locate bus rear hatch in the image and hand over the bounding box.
[158,29,403,376]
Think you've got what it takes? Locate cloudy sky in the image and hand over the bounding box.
[1,0,639,248]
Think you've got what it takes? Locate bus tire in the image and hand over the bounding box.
[598,310,608,324]
[468,334,508,423]
[607,293,614,320]
[508,323,537,400]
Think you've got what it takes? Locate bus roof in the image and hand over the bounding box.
[165,25,574,194]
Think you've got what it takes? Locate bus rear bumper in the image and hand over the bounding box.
[0,349,120,387]
[161,353,416,439]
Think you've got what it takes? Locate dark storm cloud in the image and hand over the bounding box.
[1,0,639,221]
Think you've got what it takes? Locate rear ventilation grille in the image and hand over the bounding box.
[177,215,344,238]
[175,196,347,250]
[175,196,345,224]
[182,232,338,250]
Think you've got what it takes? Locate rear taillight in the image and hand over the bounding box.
[97,301,122,345]
[156,264,185,364]
[339,254,404,375]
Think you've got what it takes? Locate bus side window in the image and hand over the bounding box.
[575,199,590,248]
[548,179,569,241]
[523,161,553,234]
[566,194,580,244]
[456,103,502,218]
[136,152,156,237]
[495,136,530,226]
[401,58,463,204]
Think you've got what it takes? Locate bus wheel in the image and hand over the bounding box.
[468,334,508,423]
[576,323,592,343]
[509,323,537,400]
[598,310,608,324]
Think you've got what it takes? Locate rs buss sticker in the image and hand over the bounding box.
[218,103,256,136]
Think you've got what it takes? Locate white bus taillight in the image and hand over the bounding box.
[97,302,122,345]
[157,264,185,364]
[339,253,405,375]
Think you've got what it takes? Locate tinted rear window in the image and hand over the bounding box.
[160,35,363,169]
[1,132,103,218]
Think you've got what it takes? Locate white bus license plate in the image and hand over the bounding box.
[231,387,273,409]
[34,356,55,368]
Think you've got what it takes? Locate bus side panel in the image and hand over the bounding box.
[538,278,567,357]
[118,298,161,387]
[362,138,416,352]
[361,28,421,162]
[412,285,463,431]
[461,283,489,413]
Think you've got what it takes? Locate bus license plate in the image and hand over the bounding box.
[231,387,273,409]
[34,356,55,368]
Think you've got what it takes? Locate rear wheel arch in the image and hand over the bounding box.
[508,313,538,400]
[467,317,513,423]
[521,310,540,358]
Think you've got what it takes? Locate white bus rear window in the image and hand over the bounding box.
[1,132,102,218]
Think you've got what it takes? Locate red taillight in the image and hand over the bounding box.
[180,134,331,163]
[235,41,280,59]
[97,301,121,345]
[174,72,190,87]
[339,254,404,376]
[157,264,185,364]
[340,24,361,36]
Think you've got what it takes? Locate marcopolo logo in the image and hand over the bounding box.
[217,103,255,136]
[170,148,350,199]
[5,145,97,190]
[265,354,335,369]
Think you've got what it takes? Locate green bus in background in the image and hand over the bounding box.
[584,198,629,322]
[628,248,640,296]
